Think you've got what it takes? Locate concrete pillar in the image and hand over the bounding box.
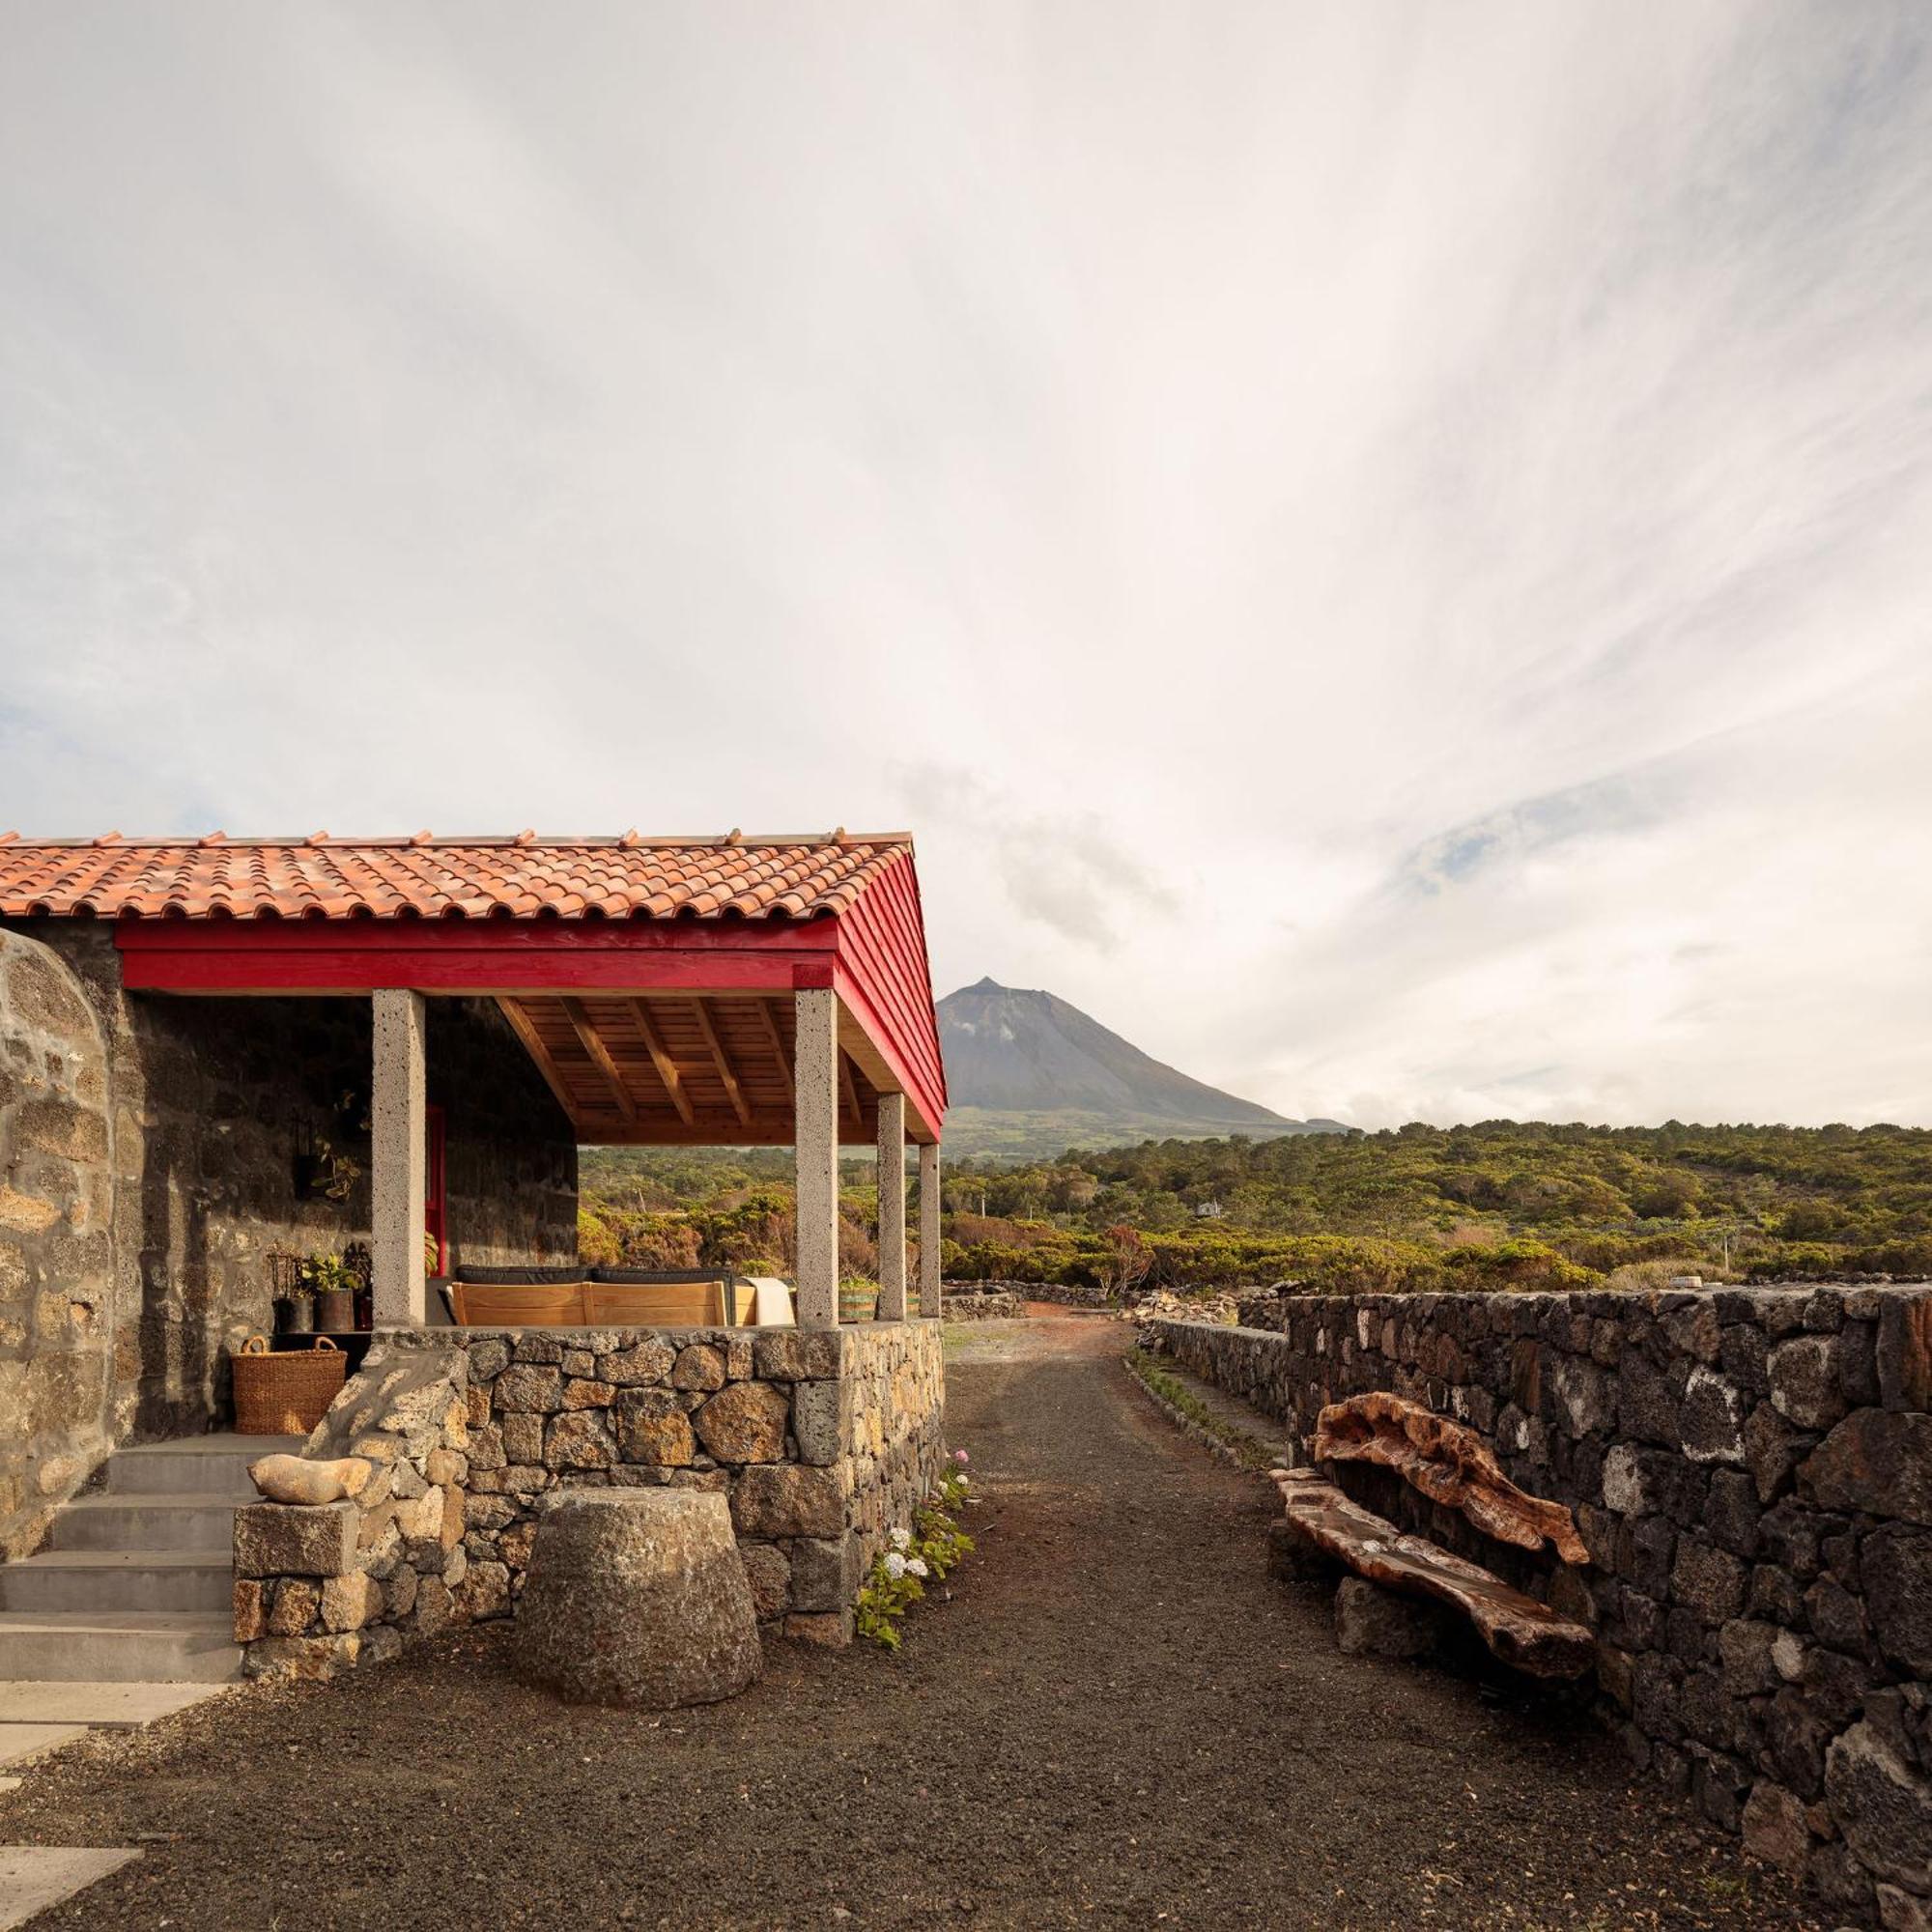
[793,987,839,1329]
[372,989,427,1326]
[875,1092,907,1321]
[918,1141,942,1319]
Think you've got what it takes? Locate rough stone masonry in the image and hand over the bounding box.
[235,1319,948,1670]
[1146,1283,1932,1927]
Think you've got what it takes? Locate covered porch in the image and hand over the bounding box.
[99,832,949,1333]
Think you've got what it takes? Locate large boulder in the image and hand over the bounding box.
[513,1490,761,1709]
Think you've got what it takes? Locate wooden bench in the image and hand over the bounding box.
[446,1280,728,1326]
[1314,1391,1588,1565]
[1269,1391,1595,1680]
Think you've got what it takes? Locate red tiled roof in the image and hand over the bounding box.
[0,833,912,922]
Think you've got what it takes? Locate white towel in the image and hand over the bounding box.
[748,1277,796,1327]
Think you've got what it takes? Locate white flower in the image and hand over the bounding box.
[884,1552,907,1579]
[955,1474,970,1490]
[889,1526,912,1552]
[906,1557,929,1578]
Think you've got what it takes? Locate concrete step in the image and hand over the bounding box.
[0,1551,233,1615]
[46,1495,243,1555]
[0,1613,242,1684]
[103,1434,301,1497]
[0,1680,229,1728]
[0,1846,142,1930]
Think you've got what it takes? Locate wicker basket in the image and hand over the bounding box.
[231,1334,346,1435]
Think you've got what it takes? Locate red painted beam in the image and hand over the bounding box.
[114,918,838,994]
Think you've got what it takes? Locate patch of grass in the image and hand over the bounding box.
[1124,1348,1277,1471]
[1698,1871,1752,1904]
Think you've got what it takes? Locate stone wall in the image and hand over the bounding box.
[940,1287,1027,1321]
[234,1345,479,1677]
[0,919,578,1540]
[0,932,117,1558]
[1010,1280,1114,1310]
[1145,1285,1932,1924]
[363,1318,949,1649]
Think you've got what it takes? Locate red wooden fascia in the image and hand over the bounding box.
[112,859,948,1138]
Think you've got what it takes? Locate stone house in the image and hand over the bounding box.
[0,832,949,1654]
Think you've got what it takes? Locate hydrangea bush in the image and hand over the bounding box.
[855,1449,976,1650]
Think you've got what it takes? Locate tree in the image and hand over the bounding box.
[1095,1224,1154,1298]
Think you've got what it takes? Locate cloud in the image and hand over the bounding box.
[1,3,1930,1125]
[895,764,1180,951]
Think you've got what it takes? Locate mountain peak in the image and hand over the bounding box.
[937,980,1337,1159]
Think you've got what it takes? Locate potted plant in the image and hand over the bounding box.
[276,1276,315,1336]
[838,1275,879,1323]
[304,1251,358,1333]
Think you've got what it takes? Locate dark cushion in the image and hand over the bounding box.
[455,1265,585,1286]
[590,1267,735,1285]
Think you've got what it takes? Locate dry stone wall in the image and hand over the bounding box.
[1146,1284,1932,1924]
[941,1287,1026,1321]
[243,1320,948,1661]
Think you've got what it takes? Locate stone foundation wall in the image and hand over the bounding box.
[0,921,576,1537]
[1145,1285,1932,1924]
[381,1319,947,1648]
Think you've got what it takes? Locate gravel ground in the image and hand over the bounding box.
[2,1315,1815,1931]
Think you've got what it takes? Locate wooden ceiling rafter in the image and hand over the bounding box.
[497,997,585,1122]
[628,998,696,1126]
[497,989,893,1146]
[756,1001,793,1086]
[692,998,753,1127]
[561,997,639,1125]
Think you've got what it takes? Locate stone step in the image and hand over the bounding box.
[0,1551,233,1615]
[0,1613,242,1684]
[46,1495,244,1555]
[103,1435,302,1497]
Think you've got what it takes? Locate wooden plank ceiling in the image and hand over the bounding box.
[497,992,883,1145]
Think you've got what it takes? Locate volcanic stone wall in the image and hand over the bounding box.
[940,1285,1027,1321]
[0,920,577,1536]
[1145,1285,1932,1925]
[0,931,117,1558]
[376,1318,947,1648]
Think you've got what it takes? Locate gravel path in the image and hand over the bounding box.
[2,1315,1814,1930]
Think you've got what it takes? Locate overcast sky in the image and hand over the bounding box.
[3,4,1929,1130]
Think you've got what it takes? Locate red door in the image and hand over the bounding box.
[426,1104,447,1274]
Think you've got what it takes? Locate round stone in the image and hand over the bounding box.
[514,1490,762,1709]
[247,1453,371,1505]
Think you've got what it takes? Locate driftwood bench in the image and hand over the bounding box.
[1269,1392,1596,1681]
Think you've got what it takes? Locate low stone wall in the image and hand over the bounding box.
[233,1346,477,1677]
[237,1321,948,1665]
[1013,1281,1114,1310]
[1145,1285,1932,1925]
[941,1289,1026,1321]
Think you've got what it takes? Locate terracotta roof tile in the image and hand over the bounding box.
[0,835,912,923]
